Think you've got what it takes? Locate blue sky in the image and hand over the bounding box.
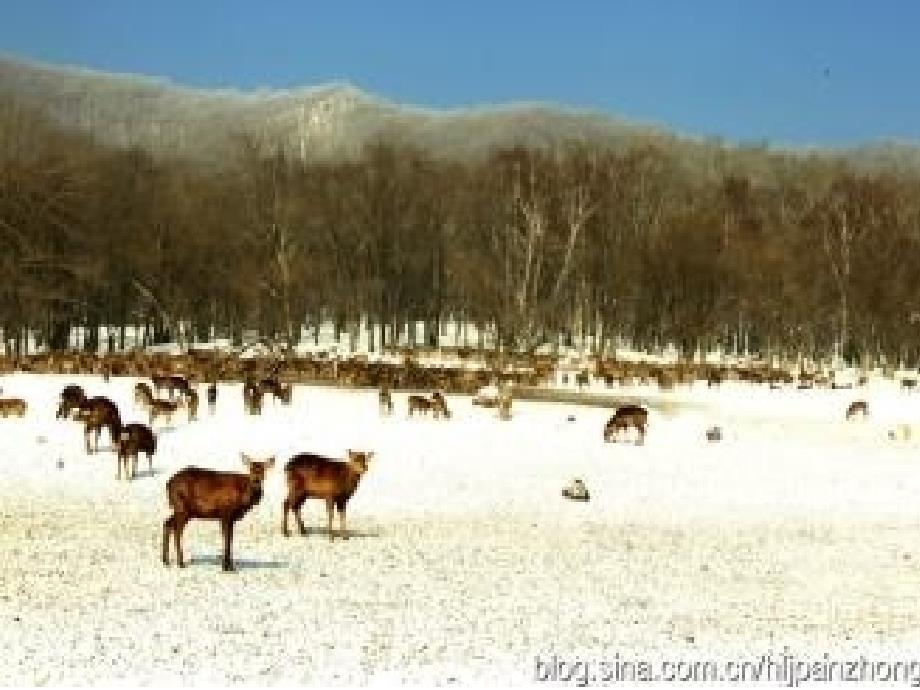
[1,1,918,146]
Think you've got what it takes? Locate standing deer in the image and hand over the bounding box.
[207,382,217,415]
[114,423,156,480]
[162,454,275,572]
[282,450,373,540]
[74,397,121,453]
[378,384,393,416]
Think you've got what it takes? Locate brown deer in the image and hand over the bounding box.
[430,391,451,419]
[115,423,156,480]
[162,454,275,572]
[407,394,431,416]
[282,450,374,539]
[135,383,180,426]
[260,378,292,405]
[183,388,199,421]
[56,384,86,419]
[378,383,393,415]
[575,370,591,390]
[0,398,27,418]
[74,397,121,453]
[603,404,649,445]
[845,400,868,420]
[243,379,263,415]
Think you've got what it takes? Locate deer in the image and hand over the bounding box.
[0,398,27,418]
[162,454,275,572]
[73,397,121,453]
[845,400,868,420]
[260,378,292,405]
[407,394,432,417]
[114,423,156,480]
[135,383,180,426]
[243,379,263,415]
[603,404,648,445]
[183,388,199,421]
[56,384,86,419]
[430,391,451,419]
[378,383,393,416]
[282,450,374,540]
[206,382,217,414]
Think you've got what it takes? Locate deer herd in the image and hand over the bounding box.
[0,348,895,572]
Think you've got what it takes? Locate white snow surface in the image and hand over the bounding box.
[2,373,920,685]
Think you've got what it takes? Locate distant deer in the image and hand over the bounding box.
[115,423,156,480]
[183,388,199,421]
[73,396,121,453]
[206,382,217,414]
[260,378,292,405]
[603,404,648,445]
[407,394,431,417]
[243,379,263,415]
[0,398,27,418]
[56,384,86,419]
[378,383,393,416]
[845,400,868,420]
[430,391,451,419]
[162,454,275,572]
[135,383,180,426]
[575,370,591,390]
[282,450,373,540]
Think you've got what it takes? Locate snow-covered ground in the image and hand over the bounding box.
[2,373,920,685]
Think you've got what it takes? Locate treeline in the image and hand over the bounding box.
[2,97,920,365]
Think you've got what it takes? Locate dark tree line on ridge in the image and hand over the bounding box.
[2,96,920,366]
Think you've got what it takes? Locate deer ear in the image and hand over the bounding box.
[267,456,275,467]
[241,452,251,465]
[366,452,375,461]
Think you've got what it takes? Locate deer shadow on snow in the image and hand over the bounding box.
[187,554,287,570]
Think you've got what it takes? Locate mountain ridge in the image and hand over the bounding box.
[1,54,919,171]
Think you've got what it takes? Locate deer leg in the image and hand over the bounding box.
[326,499,335,541]
[282,496,291,537]
[162,515,174,566]
[131,453,138,480]
[221,519,235,572]
[336,500,348,540]
[294,497,308,535]
[174,515,188,568]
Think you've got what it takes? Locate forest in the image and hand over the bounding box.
[2,94,920,366]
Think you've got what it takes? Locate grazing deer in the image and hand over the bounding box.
[206,382,217,414]
[378,384,393,416]
[115,423,156,480]
[603,404,648,445]
[407,394,431,417]
[74,397,121,453]
[162,454,275,572]
[0,398,27,418]
[135,383,179,426]
[56,384,86,419]
[282,450,373,540]
[845,400,868,420]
